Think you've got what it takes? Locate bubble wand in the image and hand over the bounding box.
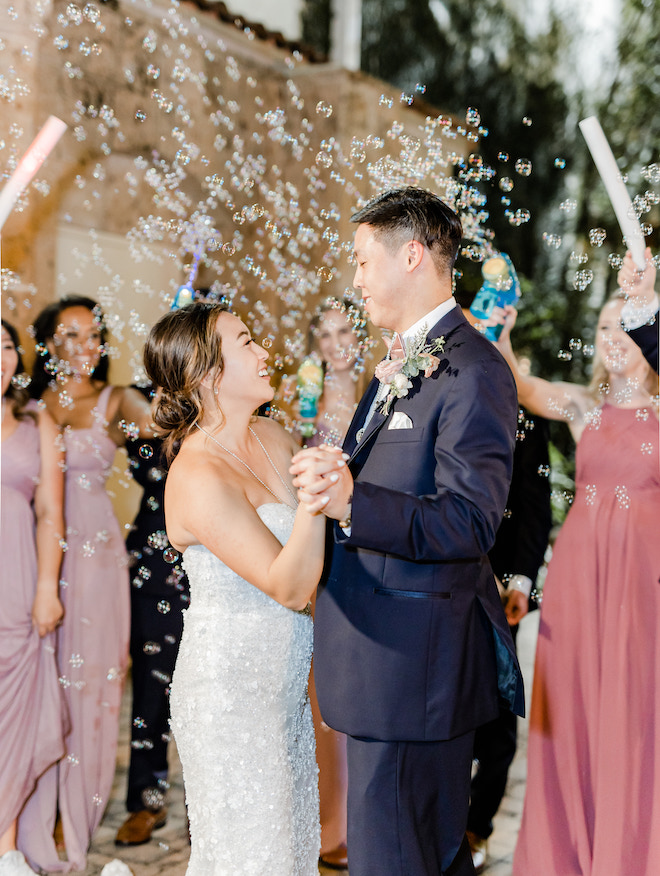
[0,116,68,233]
[171,241,205,310]
[579,116,646,270]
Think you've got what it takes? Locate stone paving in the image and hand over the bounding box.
[84,613,539,876]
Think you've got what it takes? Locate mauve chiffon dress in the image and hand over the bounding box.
[0,406,67,866]
[18,385,130,871]
[513,403,660,876]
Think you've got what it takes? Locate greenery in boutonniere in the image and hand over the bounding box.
[375,332,446,415]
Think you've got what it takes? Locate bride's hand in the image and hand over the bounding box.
[290,445,353,517]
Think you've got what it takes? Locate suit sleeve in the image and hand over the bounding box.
[488,413,553,588]
[345,353,518,562]
[628,315,659,374]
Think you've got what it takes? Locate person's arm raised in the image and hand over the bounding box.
[108,385,156,444]
[167,456,328,611]
[494,305,588,424]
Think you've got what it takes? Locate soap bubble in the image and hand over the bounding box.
[466,107,481,126]
[514,158,532,177]
[315,151,332,168]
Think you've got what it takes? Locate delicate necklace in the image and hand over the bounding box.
[195,423,298,509]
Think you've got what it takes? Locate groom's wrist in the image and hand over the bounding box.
[338,495,353,531]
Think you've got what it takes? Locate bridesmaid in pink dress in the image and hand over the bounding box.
[0,320,66,876]
[27,297,154,871]
[282,298,373,870]
[495,293,660,875]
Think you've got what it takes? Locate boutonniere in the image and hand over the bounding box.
[375,331,445,415]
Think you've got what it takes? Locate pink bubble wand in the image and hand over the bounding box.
[0,115,68,232]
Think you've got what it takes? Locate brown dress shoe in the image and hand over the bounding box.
[115,809,168,846]
[319,842,348,871]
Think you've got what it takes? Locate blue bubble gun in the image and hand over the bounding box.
[469,253,521,341]
[296,353,324,438]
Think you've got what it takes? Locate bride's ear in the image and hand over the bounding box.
[201,368,221,398]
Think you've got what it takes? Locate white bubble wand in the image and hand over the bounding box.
[579,116,646,270]
[0,115,68,233]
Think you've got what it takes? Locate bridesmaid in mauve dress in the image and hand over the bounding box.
[280,298,372,870]
[0,320,66,876]
[27,297,154,871]
[495,295,660,876]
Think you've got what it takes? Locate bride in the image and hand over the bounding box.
[143,302,343,875]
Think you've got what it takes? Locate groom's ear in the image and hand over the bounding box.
[405,239,425,272]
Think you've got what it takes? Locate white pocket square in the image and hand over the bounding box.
[388,411,413,430]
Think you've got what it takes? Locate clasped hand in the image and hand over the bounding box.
[289,445,353,520]
[617,246,656,303]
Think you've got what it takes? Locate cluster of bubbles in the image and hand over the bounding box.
[1,0,568,366]
[1,2,659,557]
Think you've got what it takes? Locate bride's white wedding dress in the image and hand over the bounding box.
[170,503,320,875]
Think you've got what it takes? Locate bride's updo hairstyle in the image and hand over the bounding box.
[144,301,230,462]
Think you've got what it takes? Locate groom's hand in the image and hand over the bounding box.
[290,445,354,520]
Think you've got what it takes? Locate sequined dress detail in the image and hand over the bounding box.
[170,503,320,875]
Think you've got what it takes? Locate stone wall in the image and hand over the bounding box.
[1,0,468,376]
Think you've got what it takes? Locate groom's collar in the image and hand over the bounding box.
[400,297,457,350]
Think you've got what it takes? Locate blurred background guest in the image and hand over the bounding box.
[115,383,190,848]
[1,319,66,876]
[278,296,374,870]
[495,298,660,876]
[29,296,154,871]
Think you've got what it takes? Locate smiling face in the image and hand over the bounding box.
[48,305,104,377]
[314,308,360,373]
[1,325,19,398]
[214,311,273,409]
[595,298,646,377]
[352,223,411,332]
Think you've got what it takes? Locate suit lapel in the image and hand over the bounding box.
[343,378,379,456]
[343,305,467,459]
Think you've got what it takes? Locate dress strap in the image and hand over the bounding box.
[93,384,115,424]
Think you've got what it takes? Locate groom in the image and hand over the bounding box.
[292,187,524,876]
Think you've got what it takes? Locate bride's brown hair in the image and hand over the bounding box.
[144,302,230,462]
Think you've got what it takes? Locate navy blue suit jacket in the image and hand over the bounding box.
[629,313,658,374]
[314,305,524,742]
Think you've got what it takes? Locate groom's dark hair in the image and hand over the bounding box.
[350,187,462,278]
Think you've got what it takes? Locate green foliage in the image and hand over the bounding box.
[358,0,659,458]
[301,0,333,57]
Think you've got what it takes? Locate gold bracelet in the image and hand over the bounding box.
[338,499,352,530]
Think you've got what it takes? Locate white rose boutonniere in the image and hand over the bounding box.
[375,331,446,415]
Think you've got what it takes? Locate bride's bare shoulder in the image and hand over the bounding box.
[252,414,298,454]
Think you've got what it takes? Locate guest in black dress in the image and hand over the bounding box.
[115,386,190,847]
